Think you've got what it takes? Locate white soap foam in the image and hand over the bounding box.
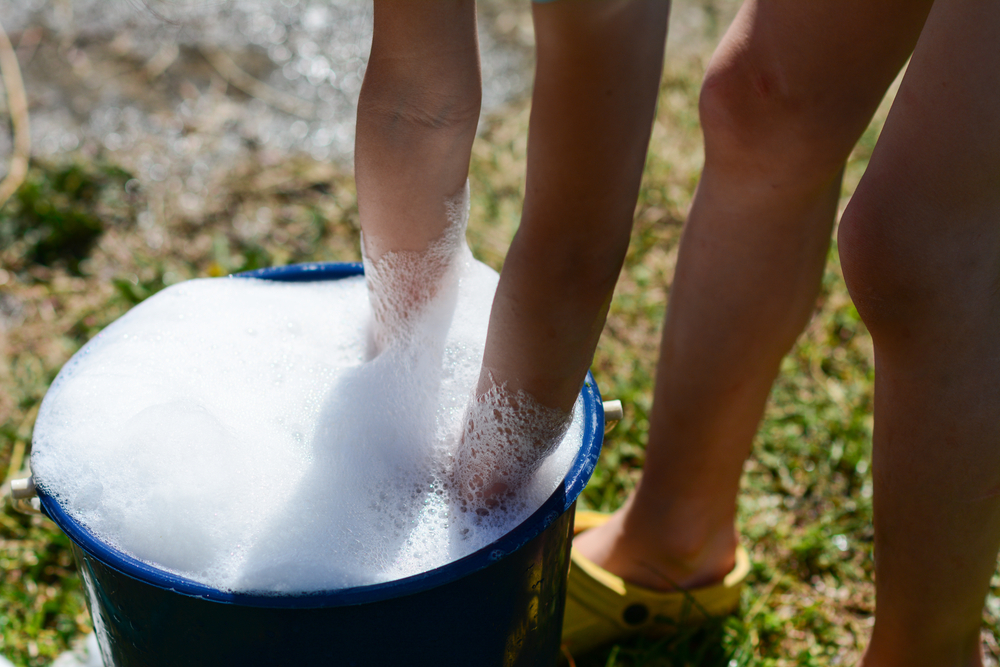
[363,182,473,357]
[453,380,571,519]
[31,250,584,594]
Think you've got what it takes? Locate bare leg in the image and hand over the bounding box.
[453,0,669,508]
[478,0,669,412]
[355,1,481,346]
[575,0,932,591]
[837,2,1000,665]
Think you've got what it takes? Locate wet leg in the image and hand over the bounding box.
[355,1,481,346]
[455,0,669,505]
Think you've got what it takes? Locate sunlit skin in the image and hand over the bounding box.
[355,1,1000,665]
[356,0,668,500]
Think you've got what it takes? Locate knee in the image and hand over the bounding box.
[698,53,860,187]
[837,183,906,336]
[838,172,1000,340]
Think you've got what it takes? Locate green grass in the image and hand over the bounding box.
[1,54,999,667]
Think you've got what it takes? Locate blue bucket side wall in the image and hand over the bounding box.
[77,506,574,667]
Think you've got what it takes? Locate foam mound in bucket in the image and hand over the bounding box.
[30,261,584,594]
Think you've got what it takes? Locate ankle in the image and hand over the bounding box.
[574,499,739,592]
[635,522,739,591]
[630,490,740,581]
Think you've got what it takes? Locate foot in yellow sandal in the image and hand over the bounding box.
[561,510,751,656]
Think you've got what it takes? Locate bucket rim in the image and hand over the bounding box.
[37,261,603,608]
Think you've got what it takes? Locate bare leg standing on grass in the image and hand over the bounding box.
[574,0,931,590]
[838,3,1000,664]
[575,0,1000,664]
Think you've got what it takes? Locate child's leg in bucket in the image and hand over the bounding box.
[355,1,480,347]
[478,0,668,411]
[573,0,932,592]
[837,3,1000,664]
[452,1,669,508]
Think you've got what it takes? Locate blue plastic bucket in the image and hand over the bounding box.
[37,262,603,667]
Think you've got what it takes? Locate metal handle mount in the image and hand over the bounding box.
[5,475,42,515]
[602,399,623,433]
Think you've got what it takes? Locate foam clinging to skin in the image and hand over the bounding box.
[452,381,571,520]
[363,181,471,355]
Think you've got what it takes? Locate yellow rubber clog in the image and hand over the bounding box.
[561,510,751,657]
